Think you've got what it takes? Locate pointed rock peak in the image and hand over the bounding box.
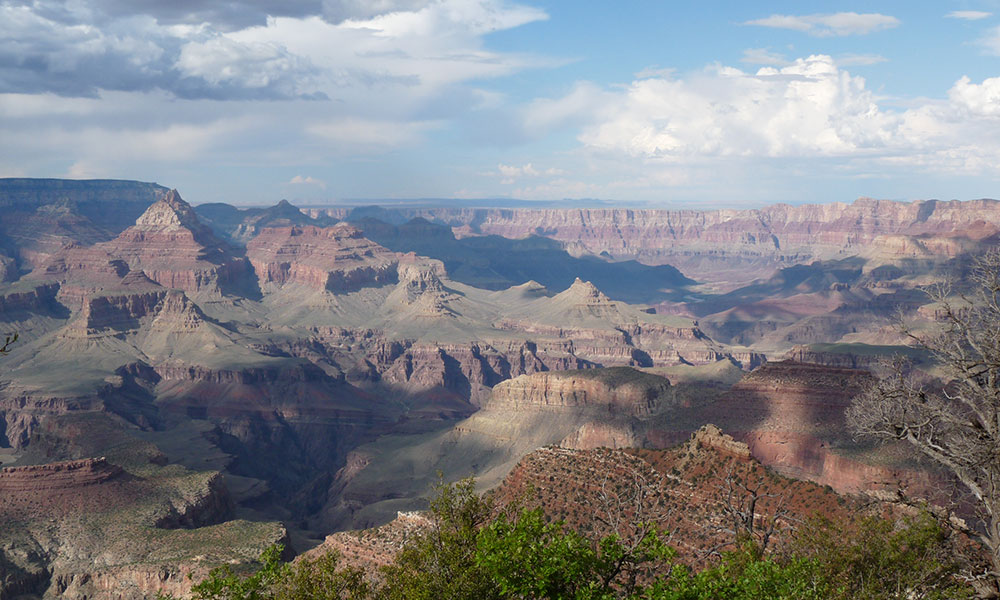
[564,277,608,301]
[507,280,549,296]
[267,198,303,216]
[119,270,160,288]
[135,189,203,231]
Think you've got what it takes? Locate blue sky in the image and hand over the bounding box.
[2,1,1000,207]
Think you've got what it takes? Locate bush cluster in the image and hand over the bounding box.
[168,479,973,600]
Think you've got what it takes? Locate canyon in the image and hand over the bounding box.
[0,178,993,598]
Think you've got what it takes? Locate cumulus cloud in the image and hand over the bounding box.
[948,75,1000,116]
[577,56,891,159]
[745,12,900,37]
[521,55,1000,179]
[289,175,327,187]
[946,10,992,20]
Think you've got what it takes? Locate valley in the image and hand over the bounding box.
[0,178,994,598]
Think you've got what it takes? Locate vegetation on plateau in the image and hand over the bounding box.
[168,478,974,600]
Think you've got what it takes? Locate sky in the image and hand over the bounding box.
[3,1,1000,207]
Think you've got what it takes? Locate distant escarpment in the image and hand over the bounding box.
[195,198,338,246]
[313,197,1000,281]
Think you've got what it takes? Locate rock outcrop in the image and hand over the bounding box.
[690,361,937,497]
[487,367,671,417]
[96,190,250,295]
[0,457,122,494]
[247,224,398,292]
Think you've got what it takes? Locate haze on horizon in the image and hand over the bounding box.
[2,1,1000,207]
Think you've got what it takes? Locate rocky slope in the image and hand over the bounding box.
[311,425,863,573]
[0,432,285,600]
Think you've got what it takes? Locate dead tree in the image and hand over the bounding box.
[593,454,673,593]
[847,248,1000,597]
[703,462,791,559]
[0,333,16,355]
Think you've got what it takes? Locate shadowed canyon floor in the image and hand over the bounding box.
[0,178,994,598]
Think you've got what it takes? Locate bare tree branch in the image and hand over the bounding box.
[847,248,1000,596]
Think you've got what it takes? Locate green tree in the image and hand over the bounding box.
[273,551,369,600]
[642,546,827,600]
[477,508,674,599]
[165,545,369,600]
[792,511,972,600]
[378,478,498,600]
[189,545,289,600]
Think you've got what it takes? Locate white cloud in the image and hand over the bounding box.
[289,175,327,188]
[740,48,788,66]
[525,55,1000,180]
[495,162,565,183]
[948,75,1000,116]
[579,56,891,159]
[498,163,539,177]
[0,0,550,100]
[176,36,320,96]
[0,0,555,182]
[745,12,900,37]
[976,25,1000,55]
[946,10,992,20]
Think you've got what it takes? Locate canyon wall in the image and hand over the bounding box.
[310,198,1000,276]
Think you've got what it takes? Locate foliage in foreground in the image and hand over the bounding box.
[173,479,974,600]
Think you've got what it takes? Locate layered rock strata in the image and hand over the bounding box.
[247,224,398,292]
[487,368,671,417]
[311,198,1000,281]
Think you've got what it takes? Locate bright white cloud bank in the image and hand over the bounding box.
[523,55,1000,178]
